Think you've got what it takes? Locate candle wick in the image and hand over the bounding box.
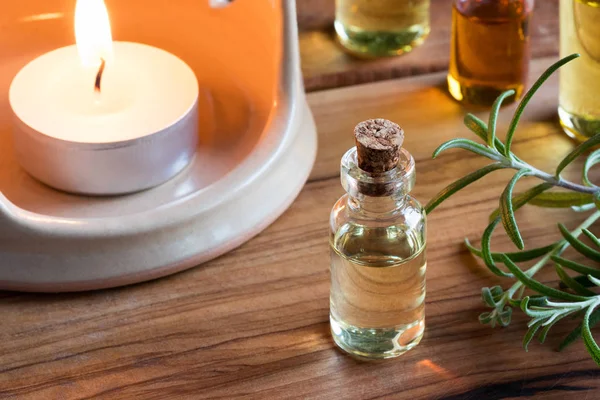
[95,58,106,93]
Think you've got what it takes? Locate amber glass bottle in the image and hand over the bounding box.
[448,0,534,106]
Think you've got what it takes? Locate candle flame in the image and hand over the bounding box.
[75,0,113,67]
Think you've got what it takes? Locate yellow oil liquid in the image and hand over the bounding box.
[447,0,532,106]
[330,222,426,359]
[559,0,600,140]
[335,0,430,57]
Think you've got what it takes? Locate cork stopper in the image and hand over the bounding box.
[354,119,404,173]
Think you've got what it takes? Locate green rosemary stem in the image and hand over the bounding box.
[511,160,599,195]
[482,149,597,194]
[506,210,600,300]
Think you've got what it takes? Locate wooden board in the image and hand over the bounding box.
[296,0,335,31]
[300,0,560,91]
[1,58,599,399]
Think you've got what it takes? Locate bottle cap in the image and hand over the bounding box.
[354,119,404,173]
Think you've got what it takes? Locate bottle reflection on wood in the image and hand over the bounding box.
[448,0,534,106]
[335,0,430,57]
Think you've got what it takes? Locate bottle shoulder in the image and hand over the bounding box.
[330,194,426,233]
[330,194,426,262]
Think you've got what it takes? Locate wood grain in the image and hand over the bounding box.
[1,58,600,399]
[300,0,560,92]
[296,0,335,31]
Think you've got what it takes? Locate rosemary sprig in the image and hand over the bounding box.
[426,54,600,365]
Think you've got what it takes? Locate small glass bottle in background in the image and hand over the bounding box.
[559,0,600,140]
[330,119,427,359]
[335,0,430,58]
[448,0,534,106]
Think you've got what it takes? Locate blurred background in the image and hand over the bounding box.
[296,0,558,92]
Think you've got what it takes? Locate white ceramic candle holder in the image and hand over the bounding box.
[0,0,317,292]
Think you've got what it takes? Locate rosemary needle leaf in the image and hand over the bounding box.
[481,287,498,308]
[552,255,600,279]
[488,90,515,148]
[558,223,600,262]
[528,192,594,208]
[480,218,514,278]
[538,317,561,344]
[559,275,596,289]
[464,113,512,156]
[588,275,600,287]
[500,170,531,249]
[523,319,544,351]
[582,306,600,366]
[465,239,557,262]
[583,149,600,187]
[432,138,500,159]
[554,264,597,296]
[489,183,553,221]
[490,285,504,298]
[510,296,548,308]
[479,312,494,325]
[557,134,600,176]
[464,114,489,142]
[501,255,588,302]
[559,308,600,351]
[583,229,600,249]
[425,163,506,214]
[498,307,513,326]
[504,54,580,157]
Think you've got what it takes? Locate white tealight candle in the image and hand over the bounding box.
[8,0,199,195]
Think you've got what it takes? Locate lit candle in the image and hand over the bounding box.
[9,0,199,195]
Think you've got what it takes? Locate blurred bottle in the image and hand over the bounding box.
[448,0,534,106]
[559,0,600,140]
[335,0,430,57]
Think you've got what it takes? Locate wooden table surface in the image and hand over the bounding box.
[299,0,559,92]
[2,58,599,399]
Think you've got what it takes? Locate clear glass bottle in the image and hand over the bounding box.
[559,0,600,141]
[329,146,427,359]
[335,0,430,58]
[448,0,534,106]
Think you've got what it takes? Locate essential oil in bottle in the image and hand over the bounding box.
[329,119,427,360]
[559,0,600,141]
[335,0,430,58]
[447,0,533,106]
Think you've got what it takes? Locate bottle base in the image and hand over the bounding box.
[330,314,424,360]
[334,20,429,58]
[558,106,600,142]
[447,74,523,106]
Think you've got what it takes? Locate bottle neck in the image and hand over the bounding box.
[340,147,416,215]
[347,193,407,215]
[454,0,533,16]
